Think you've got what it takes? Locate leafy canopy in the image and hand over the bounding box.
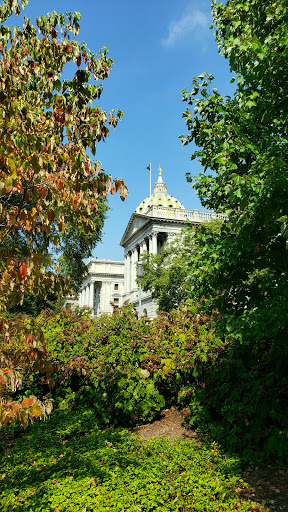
[57,197,108,294]
[181,0,288,343]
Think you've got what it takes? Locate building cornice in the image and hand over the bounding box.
[87,273,124,279]
[120,207,227,248]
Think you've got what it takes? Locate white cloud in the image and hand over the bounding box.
[161,3,210,48]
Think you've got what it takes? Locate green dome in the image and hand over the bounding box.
[136,194,185,213]
[136,169,185,214]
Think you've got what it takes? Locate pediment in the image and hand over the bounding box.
[120,213,150,247]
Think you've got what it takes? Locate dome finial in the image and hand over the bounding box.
[158,165,162,177]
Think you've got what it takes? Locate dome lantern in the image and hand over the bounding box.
[135,166,185,214]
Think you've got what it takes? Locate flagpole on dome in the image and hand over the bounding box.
[150,162,152,207]
[147,162,152,207]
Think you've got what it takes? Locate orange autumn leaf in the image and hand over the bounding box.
[22,396,34,408]
[56,179,64,191]
[19,262,28,280]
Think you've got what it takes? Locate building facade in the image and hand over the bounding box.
[71,168,226,317]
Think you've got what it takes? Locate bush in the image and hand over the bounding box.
[186,336,288,463]
[33,303,222,427]
[4,302,287,463]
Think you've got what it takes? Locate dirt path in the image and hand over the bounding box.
[133,408,197,441]
[133,409,288,512]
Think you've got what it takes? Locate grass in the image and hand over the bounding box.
[0,409,262,512]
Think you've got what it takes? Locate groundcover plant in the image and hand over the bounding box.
[0,409,263,512]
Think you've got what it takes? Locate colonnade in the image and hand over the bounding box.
[79,281,94,309]
[79,280,117,315]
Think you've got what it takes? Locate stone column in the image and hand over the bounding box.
[124,253,128,294]
[125,252,130,295]
[131,247,137,289]
[129,251,132,291]
[104,281,109,312]
[85,287,88,306]
[94,284,100,316]
[85,284,89,309]
[134,247,139,287]
[151,231,158,254]
[130,250,134,291]
[146,237,150,253]
[84,284,88,308]
[102,281,107,313]
[89,282,94,310]
[167,231,175,244]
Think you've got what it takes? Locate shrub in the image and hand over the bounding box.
[186,336,288,463]
[33,303,223,427]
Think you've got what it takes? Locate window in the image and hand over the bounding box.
[114,283,119,290]
[113,298,119,304]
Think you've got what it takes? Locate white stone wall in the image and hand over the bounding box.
[78,259,124,316]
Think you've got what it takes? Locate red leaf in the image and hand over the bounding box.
[13,403,21,414]
[115,180,121,193]
[19,262,28,279]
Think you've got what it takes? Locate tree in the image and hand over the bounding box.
[56,197,108,294]
[141,233,191,313]
[0,0,127,427]
[179,1,288,458]
[141,221,222,312]
[181,0,288,344]
[7,196,108,316]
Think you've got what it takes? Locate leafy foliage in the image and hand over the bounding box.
[0,0,127,426]
[33,304,222,427]
[0,313,56,427]
[141,221,222,313]
[3,301,288,461]
[186,337,288,463]
[57,197,108,294]
[7,290,60,318]
[0,408,258,512]
[179,0,288,463]
[141,230,193,312]
[0,304,222,429]
[180,0,288,344]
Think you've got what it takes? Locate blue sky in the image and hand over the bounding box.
[11,0,233,260]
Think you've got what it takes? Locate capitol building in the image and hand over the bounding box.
[70,168,225,318]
